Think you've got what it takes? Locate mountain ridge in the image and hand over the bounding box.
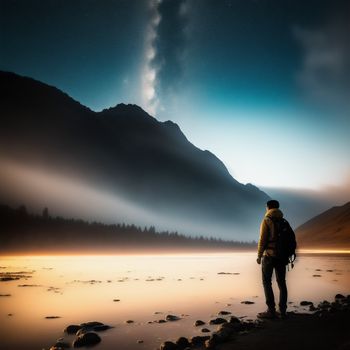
[296,201,350,249]
[0,70,269,239]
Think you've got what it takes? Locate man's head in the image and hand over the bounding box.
[266,199,280,210]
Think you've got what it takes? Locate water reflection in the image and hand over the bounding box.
[0,252,349,350]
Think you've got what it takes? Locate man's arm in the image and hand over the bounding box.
[257,218,269,263]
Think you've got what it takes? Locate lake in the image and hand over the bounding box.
[0,252,349,350]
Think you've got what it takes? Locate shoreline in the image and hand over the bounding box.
[1,249,350,257]
[158,295,350,350]
[217,309,350,350]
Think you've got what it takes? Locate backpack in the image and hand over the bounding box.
[267,216,297,267]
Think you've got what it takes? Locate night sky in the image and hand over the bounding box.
[1,0,349,189]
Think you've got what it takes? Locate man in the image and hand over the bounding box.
[257,199,291,319]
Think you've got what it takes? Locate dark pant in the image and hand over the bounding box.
[262,256,287,312]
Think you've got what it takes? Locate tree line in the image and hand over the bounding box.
[0,204,256,253]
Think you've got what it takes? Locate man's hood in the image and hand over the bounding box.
[265,208,284,219]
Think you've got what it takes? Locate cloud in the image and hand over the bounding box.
[294,16,350,114]
[142,0,188,116]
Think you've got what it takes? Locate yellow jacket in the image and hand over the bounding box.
[257,208,284,258]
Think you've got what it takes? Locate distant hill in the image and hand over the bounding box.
[296,202,350,249]
[0,71,269,240]
[0,204,256,254]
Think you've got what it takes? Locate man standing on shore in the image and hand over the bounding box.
[256,200,296,319]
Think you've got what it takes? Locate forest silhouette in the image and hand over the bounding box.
[0,204,256,254]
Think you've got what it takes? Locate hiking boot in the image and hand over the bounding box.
[257,309,276,319]
[278,310,287,319]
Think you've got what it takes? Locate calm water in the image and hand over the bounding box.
[0,252,349,350]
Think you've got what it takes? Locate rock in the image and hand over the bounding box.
[335,294,346,300]
[218,311,231,315]
[54,341,70,348]
[45,316,61,319]
[309,304,317,311]
[209,318,227,325]
[215,328,232,342]
[76,328,88,337]
[176,337,190,349]
[0,277,19,281]
[93,324,111,331]
[229,316,241,324]
[217,322,241,334]
[0,294,11,297]
[300,301,313,306]
[201,328,211,333]
[80,321,104,327]
[194,320,206,326]
[157,319,167,323]
[166,314,180,321]
[73,332,101,347]
[312,274,322,277]
[64,325,81,334]
[191,336,210,346]
[137,340,144,344]
[126,320,134,323]
[241,301,255,305]
[318,300,331,309]
[205,337,217,349]
[160,341,178,350]
[113,299,120,302]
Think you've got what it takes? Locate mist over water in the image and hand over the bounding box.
[0,156,261,241]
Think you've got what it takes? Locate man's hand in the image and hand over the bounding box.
[256,257,262,265]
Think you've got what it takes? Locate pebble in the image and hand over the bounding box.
[209,317,227,325]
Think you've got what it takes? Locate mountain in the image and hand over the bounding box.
[0,71,269,240]
[296,202,350,249]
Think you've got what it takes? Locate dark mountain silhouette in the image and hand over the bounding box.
[0,204,255,254]
[296,202,350,249]
[0,71,269,239]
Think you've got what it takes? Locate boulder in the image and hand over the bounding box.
[176,337,190,349]
[190,335,210,346]
[241,301,255,305]
[229,316,241,324]
[64,325,81,334]
[76,328,88,337]
[201,328,211,333]
[160,341,178,350]
[300,301,313,306]
[80,321,104,327]
[194,320,206,326]
[218,311,231,315]
[209,318,227,325]
[205,337,217,349]
[93,324,111,331]
[73,332,101,348]
[166,314,180,321]
[335,294,346,300]
[54,341,70,348]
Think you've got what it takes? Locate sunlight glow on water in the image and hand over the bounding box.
[0,252,349,350]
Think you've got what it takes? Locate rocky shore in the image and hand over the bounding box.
[158,294,350,350]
